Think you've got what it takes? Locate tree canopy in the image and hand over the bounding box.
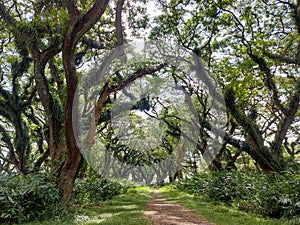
[0,0,299,201]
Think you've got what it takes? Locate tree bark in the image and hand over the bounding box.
[60,0,110,201]
[225,88,283,172]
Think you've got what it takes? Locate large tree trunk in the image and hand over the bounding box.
[225,88,283,173]
[59,0,110,201]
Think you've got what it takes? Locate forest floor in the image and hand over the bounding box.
[19,187,290,225]
[142,190,215,225]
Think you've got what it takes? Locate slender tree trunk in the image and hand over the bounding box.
[58,0,110,201]
[60,32,82,201]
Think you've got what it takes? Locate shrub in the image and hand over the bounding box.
[248,172,300,221]
[206,171,251,202]
[73,177,129,205]
[177,171,252,202]
[176,170,300,223]
[0,173,63,223]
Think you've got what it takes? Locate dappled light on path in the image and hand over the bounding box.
[142,191,215,225]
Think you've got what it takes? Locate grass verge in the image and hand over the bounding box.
[158,186,290,225]
[19,186,152,225]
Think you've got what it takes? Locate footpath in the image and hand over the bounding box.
[142,191,215,225]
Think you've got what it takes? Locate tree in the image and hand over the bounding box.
[0,27,33,174]
[151,0,300,172]
[1,0,299,203]
[0,0,151,201]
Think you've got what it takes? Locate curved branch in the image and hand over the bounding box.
[84,63,168,145]
[115,0,125,47]
[224,88,280,172]
[272,78,300,154]
[263,50,300,66]
[73,0,110,45]
[248,52,285,113]
[0,125,19,172]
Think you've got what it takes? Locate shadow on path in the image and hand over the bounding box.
[142,190,215,225]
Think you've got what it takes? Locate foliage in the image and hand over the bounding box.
[176,170,300,223]
[0,0,300,207]
[13,186,151,225]
[74,186,151,225]
[73,177,130,206]
[0,173,64,223]
[159,186,290,225]
[248,172,300,223]
[0,0,152,200]
[177,171,250,202]
[150,0,300,173]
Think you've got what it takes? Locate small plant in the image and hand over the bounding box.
[0,173,63,223]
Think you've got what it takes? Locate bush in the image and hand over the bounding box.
[177,171,252,202]
[249,172,300,221]
[176,170,300,223]
[205,171,251,202]
[0,173,63,223]
[73,177,129,206]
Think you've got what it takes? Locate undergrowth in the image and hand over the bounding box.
[176,170,300,224]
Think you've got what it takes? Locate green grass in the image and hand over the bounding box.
[18,186,152,225]
[9,185,288,225]
[158,186,290,225]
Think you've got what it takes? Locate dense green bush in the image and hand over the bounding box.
[249,172,300,222]
[0,173,63,223]
[177,171,252,202]
[176,170,300,223]
[73,177,129,205]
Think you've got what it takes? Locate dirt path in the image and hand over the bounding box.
[142,191,215,225]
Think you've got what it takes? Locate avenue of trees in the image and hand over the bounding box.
[0,0,299,205]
